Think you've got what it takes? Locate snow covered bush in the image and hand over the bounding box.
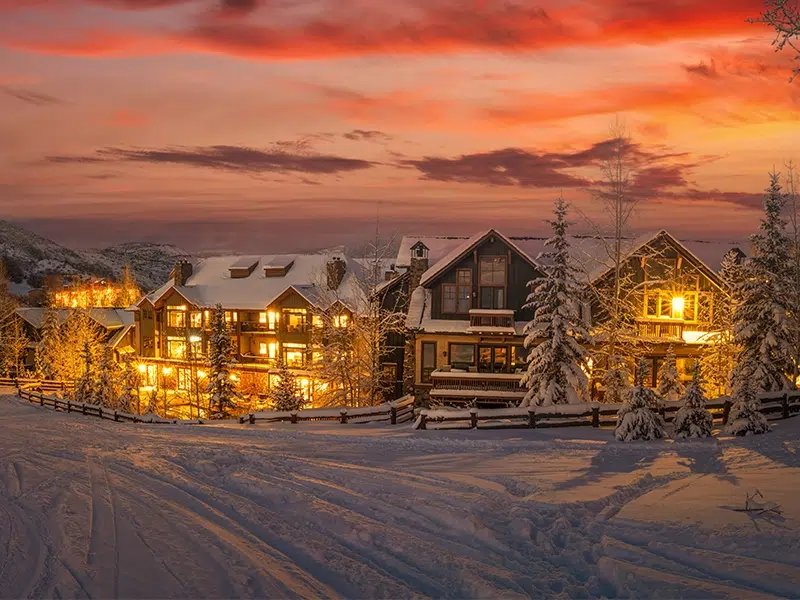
[206,303,240,419]
[268,358,301,412]
[673,365,713,439]
[520,197,592,406]
[725,373,771,436]
[615,358,666,442]
[145,387,159,415]
[117,355,138,414]
[603,354,632,404]
[73,340,97,404]
[656,345,685,402]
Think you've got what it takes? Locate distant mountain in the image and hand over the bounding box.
[0,220,189,294]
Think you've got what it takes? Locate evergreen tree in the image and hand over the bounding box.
[73,340,96,404]
[95,348,118,408]
[656,345,685,402]
[268,357,301,411]
[604,355,632,404]
[520,198,592,406]
[725,367,771,436]
[206,304,239,419]
[674,364,713,438]
[117,355,138,414]
[37,304,61,380]
[114,265,141,307]
[145,386,159,415]
[730,173,795,393]
[615,358,666,441]
[701,251,742,397]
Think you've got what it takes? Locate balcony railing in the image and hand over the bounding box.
[635,318,684,340]
[240,322,275,333]
[430,370,526,403]
[467,309,515,333]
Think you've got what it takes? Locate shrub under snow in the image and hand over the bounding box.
[615,358,666,442]
[673,365,713,439]
[725,374,771,436]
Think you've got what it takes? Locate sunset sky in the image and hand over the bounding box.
[0,0,798,253]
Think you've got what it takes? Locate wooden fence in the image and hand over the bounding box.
[414,391,800,431]
[240,394,415,426]
[0,377,74,393]
[15,385,201,424]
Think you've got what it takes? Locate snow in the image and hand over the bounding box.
[2,394,800,599]
[15,307,134,330]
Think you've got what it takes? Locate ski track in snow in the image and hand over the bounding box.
[1,393,799,599]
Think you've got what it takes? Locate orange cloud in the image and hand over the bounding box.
[107,109,150,127]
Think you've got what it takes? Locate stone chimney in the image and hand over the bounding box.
[408,241,429,290]
[170,260,193,286]
[326,256,347,290]
[384,264,398,281]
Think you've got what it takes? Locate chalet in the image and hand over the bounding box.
[131,252,399,404]
[385,229,742,406]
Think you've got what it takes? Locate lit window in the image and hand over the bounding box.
[225,311,238,323]
[167,309,186,328]
[313,315,323,328]
[268,311,278,330]
[283,342,307,368]
[334,314,349,328]
[167,337,186,359]
[259,342,268,355]
[259,312,267,324]
[189,311,202,328]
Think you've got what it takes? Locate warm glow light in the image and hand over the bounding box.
[197,370,207,378]
[189,335,201,343]
[230,374,239,381]
[682,330,710,344]
[268,342,277,359]
[162,366,173,376]
[259,311,267,324]
[671,296,685,318]
[138,364,147,373]
[259,342,267,355]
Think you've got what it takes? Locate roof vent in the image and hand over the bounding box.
[263,255,296,278]
[229,257,260,279]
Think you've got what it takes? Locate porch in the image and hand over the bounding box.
[429,369,526,407]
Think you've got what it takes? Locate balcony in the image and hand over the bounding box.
[240,321,276,333]
[467,309,516,335]
[430,369,526,405]
[635,318,684,341]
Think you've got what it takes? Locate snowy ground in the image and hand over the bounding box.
[1,392,799,599]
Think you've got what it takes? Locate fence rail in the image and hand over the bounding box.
[414,391,800,431]
[240,395,415,425]
[0,377,74,393]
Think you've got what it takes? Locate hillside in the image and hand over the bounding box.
[0,220,188,293]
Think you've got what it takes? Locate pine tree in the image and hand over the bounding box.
[94,349,118,408]
[701,250,742,397]
[674,364,713,438]
[206,304,239,419]
[114,264,141,307]
[73,340,96,404]
[37,304,61,380]
[725,368,771,436]
[656,345,685,402]
[117,355,138,414]
[520,198,592,406]
[730,173,795,393]
[604,354,632,404]
[145,386,159,415]
[615,358,666,441]
[268,357,301,411]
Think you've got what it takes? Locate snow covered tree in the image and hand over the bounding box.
[145,386,159,415]
[725,368,771,436]
[701,250,743,397]
[604,355,632,404]
[520,197,592,406]
[656,345,685,402]
[615,358,666,441]
[673,364,713,439]
[37,304,61,380]
[205,304,239,419]
[117,355,138,414]
[94,348,118,408]
[54,310,104,381]
[113,264,141,307]
[1,318,29,377]
[730,172,795,394]
[73,340,97,404]
[268,357,301,411]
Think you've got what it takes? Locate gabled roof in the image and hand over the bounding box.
[15,308,134,330]
[418,229,542,287]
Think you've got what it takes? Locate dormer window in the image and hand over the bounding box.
[411,241,429,260]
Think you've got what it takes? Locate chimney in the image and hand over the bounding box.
[326,256,347,290]
[384,264,398,281]
[408,241,429,290]
[171,260,193,286]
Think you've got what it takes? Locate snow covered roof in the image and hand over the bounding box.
[15,308,134,330]
[141,253,390,313]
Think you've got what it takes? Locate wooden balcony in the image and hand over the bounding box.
[240,321,275,333]
[430,369,526,405]
[635,318,684,341]
[467,309,516,334]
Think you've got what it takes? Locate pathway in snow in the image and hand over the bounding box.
[1,395,798,598]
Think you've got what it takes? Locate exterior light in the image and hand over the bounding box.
[189,335,201,343]
[162,366,173,376]
[198,370,207,378]
[671,296,685,318]
[138,364,147,373]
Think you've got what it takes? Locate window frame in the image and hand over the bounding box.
[448,343,477,368]
[421,341,437,383]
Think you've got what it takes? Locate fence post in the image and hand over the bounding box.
[82,403,86,416]
[114,410,119,422]
[781,393,789,419]
[340,408,348,424]
[99,407,103,419]
[528,408,537,429]
[290,411,298,424]
[249,413,256,425]
[67,400,71,413]
[722,399,731,425]
[469,407,478,429]
[419,411,427,430]
[390,404,397,425]
[40,394,44,407]
[592,406,600,428]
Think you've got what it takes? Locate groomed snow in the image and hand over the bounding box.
[1,393,799,599]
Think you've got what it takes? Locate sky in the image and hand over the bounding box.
[0,0,798,253]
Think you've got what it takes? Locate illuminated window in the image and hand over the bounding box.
[167,337,187,359]
[167,308,186,328]
[283,342,307,368]
[225,311,238,323]
[259,342,268,355]
[268,342,277,359]
[189,338,203,357]
[144,364,157,387]
[283,309,308,333]
[333,314,349,328]
[189,311,202,328]
[177,368,191,390]
[267,311,278,330]
[312,315,323,328]
[259,312,267,324]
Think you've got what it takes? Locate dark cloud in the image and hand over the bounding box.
[343,129,393,142]
[216,0,259,17]
[683,59,720,79]
[46,144,374,175]
[1,86,62,106]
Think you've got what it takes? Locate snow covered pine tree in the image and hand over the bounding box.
[268,357,301,412]
[673,364,713,439]
[725,367,771,436]
[520,197,592,406]
[730,172,795,394]
[73,340,96,404]
[615,358,666,441]
[95,348,118,408]
[117,355,138,414]
[656,345,685,402]
[206,303,240,419]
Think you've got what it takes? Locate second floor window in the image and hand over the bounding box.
[479,257,506,285]
[167,337,186,359]
[283,309,308,333]
[480,287,505,310]
[189,311,202,328]
[167,308,186,328]
[443,269,472,314]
